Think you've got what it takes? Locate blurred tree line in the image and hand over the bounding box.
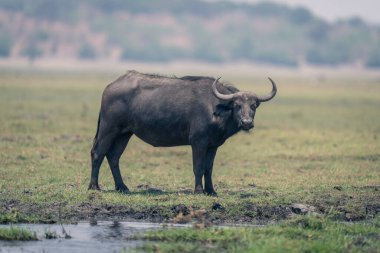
[0,0,379,67]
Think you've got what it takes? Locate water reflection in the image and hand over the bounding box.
[0,221,174,253]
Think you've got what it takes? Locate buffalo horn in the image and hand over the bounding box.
[212,77,236,101]
[256,77,277,102]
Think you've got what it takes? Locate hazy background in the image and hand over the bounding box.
[228,0,380,24]
[0,0,379,71]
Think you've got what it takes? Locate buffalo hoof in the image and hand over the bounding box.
[206,191,218,197]
[116,185,130,194]
[194,186,204,194]
[88,184,101,191]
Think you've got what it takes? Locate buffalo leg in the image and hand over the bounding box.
[89,128,118,191]
[203,147,218,196]
[106,133,132,193]
[191,143,208,194]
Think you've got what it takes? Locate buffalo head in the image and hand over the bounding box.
[212,77,277,131]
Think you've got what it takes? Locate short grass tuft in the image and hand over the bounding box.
[0,227,38,241]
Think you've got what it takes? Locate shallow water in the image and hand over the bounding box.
[0,221,190,253]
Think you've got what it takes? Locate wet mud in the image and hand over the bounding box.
[1,198,379,225]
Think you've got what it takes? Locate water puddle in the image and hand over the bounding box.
[0,221,191,253]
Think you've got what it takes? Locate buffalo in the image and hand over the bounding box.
[89,70,277,195]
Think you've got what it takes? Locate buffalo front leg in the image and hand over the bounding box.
[191,143,208,194]
[106,133,132,194]
[204,147,218,196]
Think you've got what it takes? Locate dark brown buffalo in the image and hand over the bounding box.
[89,70,277,195]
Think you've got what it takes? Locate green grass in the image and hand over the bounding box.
[137,216,380,253]
[0,226,37,241]
[0,69,379,223]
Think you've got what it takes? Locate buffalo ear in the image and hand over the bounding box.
[214,101,233,117]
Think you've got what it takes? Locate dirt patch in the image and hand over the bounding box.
[1,199,379,225]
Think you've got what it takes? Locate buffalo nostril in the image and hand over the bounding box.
[242,119,253,125]
[241,119,254,130]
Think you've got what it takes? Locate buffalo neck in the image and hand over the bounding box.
[209,113,240,147]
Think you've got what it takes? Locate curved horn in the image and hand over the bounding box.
[257,77,277,102]
[212,77,236,101]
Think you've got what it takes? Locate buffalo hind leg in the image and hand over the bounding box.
[191,143,208,194]
[204,147,218,196]
[106,133,133,193]
[89,148,103,190]
[89,129,118,191]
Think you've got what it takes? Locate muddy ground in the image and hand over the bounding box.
[1,193,379,225]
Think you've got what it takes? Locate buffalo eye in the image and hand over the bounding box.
[234,103,241,109]
[251,102,260,109]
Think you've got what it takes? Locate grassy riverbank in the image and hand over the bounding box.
[0,68,379,224]
[137,216,380,253]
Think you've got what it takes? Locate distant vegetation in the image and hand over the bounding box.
[0,33,12,57]
[0,0,379,67]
